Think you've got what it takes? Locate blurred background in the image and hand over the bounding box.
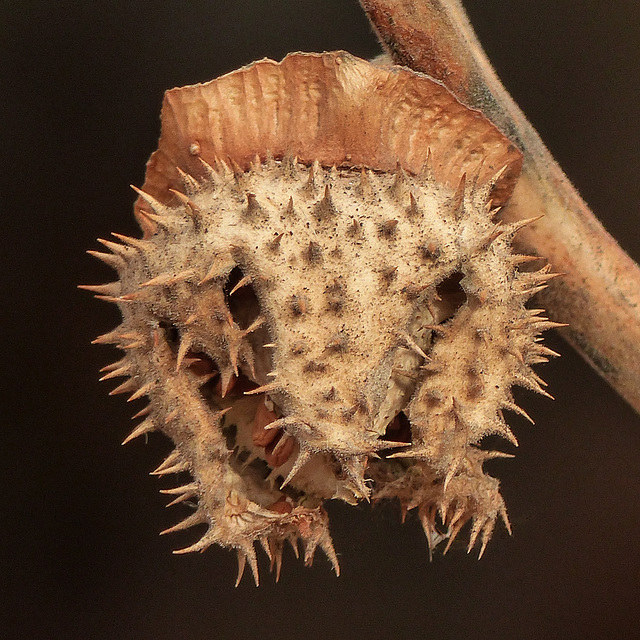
[2,1,640,638]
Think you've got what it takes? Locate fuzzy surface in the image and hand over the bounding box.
[87,155,557,584]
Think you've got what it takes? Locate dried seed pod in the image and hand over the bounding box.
[85,51,556,584]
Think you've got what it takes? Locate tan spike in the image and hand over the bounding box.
[175,335,192,372]
[477,450,516,462]
[443,457,462,492]
[269,233,284,252]
[122,418,155,445]
[503,215,545,237]
[467,517,485,555]
[130,185,165,214]
[135,210,158,237]
[138,211,170,231]
[246,192,264,217]
[100,358,127,373]
[184,313,198,326]
[109,379,137,396]
[119,291,146,301]
[176,167,201,192]
[164,409,179,424]
[243,544,260,586]
[514,372,555,399]
[218,369,236,398]
[197,157,220,183]
[165,269,196,286]
[284,196,295,218]
[130,405,151,420]
[242,315,266,337]
[120,339,145,350]
[160,482,198,507]
[169,188,200,218]
[280,448,312,489]
[487,163,509,192]
[160,482,198,497]
[501,400,534,424]
[407,191,420,217]
[443,516,465,555]
[530,344,561,359]
[500,504,512,535]
[358,166,373,198]
[420,148,435,184]
[286,535,300,560]
[422,323,448,336]
[199,255,235,285]
[99,364,131,381]
[93,294,136,304]
[450,173,466,219]
[86,250,124,270]
[161,510,207,536]
[96,237,131,257]
[229,274,252,296]
[390,163,407,201]
[235,551,247,587]
[214,156,233,177]
[92,329,139,345]
[110,232,149,252]
[314,184,336,220]
[468,157,486,192]
[250,153,262,173]
[511,254,543,265]
[303,160,319,194]
[230,157,244,179]
[494,419,520,447]
[127,381,155,402]
[172,533,214,554]
[477,520,496,560]
[78,282,120,296]
[150,450,182,475]
[320,535,340,577]
[476,225,505,251]
[140,273,174,288]
[400,333,430,361]
[244,382,279,396]
[150,451,189,476]
[535,320,569,331]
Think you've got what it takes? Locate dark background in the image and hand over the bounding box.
[3,1,640,638]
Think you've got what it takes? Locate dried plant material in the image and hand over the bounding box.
[138,51,521,215]
[84,52,557,584]
[360,0,640,415]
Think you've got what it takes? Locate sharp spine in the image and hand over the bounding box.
[127,381,155,402]
[122,418,155,445]
[130,185,166,215]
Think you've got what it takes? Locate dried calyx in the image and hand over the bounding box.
[83,52,559,585]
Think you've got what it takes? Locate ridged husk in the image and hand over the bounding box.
[137,51,521,226]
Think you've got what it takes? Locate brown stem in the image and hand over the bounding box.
[360,0,640,415]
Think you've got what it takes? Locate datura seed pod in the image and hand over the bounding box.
[83,51,559,586]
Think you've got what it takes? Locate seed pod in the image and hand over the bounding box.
[85,51,557,585]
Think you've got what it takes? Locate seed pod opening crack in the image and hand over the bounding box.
[85,51,558,585]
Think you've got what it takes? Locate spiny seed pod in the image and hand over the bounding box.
[83,51,561,586]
